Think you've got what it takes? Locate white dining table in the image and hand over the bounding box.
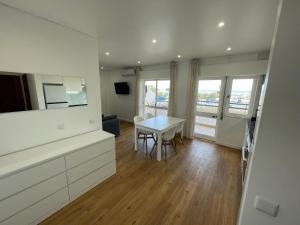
[134,116,185,161]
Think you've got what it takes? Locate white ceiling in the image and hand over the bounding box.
[0,0,279,68]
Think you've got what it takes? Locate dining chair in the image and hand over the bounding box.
[150,126,178,160]
[175,121,184,144]
[134,115,156,155]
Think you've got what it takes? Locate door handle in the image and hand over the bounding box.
[212,115,218,118]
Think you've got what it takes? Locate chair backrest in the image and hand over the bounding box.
[143,113,154,120]
[162,127,178,141]
[176,122,184,133]
[134,115,144,124]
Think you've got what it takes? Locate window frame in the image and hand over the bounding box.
[224,75,258,118]
[195,76,226,118]
[142,79,170,116]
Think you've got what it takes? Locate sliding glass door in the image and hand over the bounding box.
[143,80,170,116]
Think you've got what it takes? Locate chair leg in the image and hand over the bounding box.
[150,142,156,158]
[164,144,167,160]
[152,134,156,142]
[173,139,177,153]
[180,135,183,144]
[145,138,148,156]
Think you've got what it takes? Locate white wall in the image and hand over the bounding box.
[100,69,136,121]
[0,4,101,156]
[238,0,300,224]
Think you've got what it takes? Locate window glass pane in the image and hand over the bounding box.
[194,116,217,137]
[156,80,170,109]
[197,80,221,114]
[228,78,254,115]
[144,106,156,115]
[144,80,156,107]
[156,108,168,116]
[143,80,170,116]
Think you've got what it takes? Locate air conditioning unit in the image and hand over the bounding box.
[121,69,136,77]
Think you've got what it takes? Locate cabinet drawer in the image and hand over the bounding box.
[0,173,67,222]
[0,188,69,225]
[0,157,65,201]
[67,150,115,184]
[69,161,116,201]
[65,138,114,169]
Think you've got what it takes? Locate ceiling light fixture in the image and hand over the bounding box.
[152,39,157,44]
[226,47,232,51]
[218,21,225,28]
[137,61,141,64]
[105,51,110,56]
[177,55,182,58]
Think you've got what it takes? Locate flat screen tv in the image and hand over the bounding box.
[114,82,129,94]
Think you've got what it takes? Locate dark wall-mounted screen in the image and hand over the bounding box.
[114,82,129,94]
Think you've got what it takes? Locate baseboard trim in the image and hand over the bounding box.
[119,117,134,123]
[216,141,242,150]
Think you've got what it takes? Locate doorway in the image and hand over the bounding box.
[194,78,225,141]
[194,76,259,142]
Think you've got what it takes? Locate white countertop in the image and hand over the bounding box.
[0,130,114,179]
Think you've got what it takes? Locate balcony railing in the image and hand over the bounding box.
[197,100,249,110]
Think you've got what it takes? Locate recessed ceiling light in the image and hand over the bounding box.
[218,21,225,28]
[177,55,182,58]
[137,61,141,64]
[105,51,110,56]
[226,47,232,51]
[100,66,104,70]
[152,39,157,44]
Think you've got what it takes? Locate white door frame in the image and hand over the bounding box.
[194,76,226,141]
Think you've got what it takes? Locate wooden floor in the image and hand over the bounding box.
[40,122,242,225]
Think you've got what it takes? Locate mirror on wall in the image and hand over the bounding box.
[0,72,88,113]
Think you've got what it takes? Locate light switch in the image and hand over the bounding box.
[254,195,279,217]
[89,119,95,124]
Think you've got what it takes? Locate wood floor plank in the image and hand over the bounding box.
[40,121,242,225]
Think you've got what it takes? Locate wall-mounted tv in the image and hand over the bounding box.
[114,82,129,95]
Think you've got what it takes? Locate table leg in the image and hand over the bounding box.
[134,127,138,151]
[157,133,162,161]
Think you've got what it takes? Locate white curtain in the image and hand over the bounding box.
[168,61,178,116]
[135,67,142,116]
[186,59,200,139]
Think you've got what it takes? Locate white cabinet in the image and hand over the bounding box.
[0,131,115,225]
[0,173,67,222]
[67,150,115,184]
[65,138,114,169]
[69,161,116,201]
[0,157,65,201]
[1,188,69,225]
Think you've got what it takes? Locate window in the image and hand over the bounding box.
[143,80,170,116]
[197,79,222,114]
[226,77,257,117]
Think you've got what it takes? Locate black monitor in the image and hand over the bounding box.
[114,82,129,94]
